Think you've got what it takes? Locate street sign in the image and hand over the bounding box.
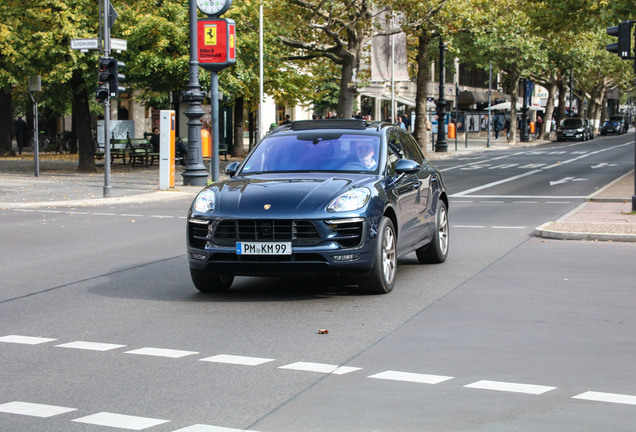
[111,38,127,52]
[71,38,99,51]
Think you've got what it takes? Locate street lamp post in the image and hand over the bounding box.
[435,38,447,152]
[520,79,530,142]
[182,0,209,186]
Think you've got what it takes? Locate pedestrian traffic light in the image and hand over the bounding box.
[606,21,632,59]
[97,56,126,98]
[96,84,109,103]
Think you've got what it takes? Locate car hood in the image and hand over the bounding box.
[207,174,372,216]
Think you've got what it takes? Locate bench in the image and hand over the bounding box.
[95,138,130,164]
[128,138,159,167]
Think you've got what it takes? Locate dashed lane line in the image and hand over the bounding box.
[0,335,57,345]
[572,391,636,406]
[125,347,199,358]
[200,354,275,366]
[279,361,362,375]
[0,401,77,418]
[464,380,556,395]
[72,411,170,430]
[368,370,453,385]
[56,341,127,351]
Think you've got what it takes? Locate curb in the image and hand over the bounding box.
[534,223,636,243]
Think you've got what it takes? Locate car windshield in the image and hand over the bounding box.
[240,133,381,174]
[561,119,583,128]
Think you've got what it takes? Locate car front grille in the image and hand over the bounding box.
[189,218,365,249]
[213,219,321,246]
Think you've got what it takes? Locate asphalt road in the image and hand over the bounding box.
[1,134,635,431]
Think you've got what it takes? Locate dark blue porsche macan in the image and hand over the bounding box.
[187,119,449,294]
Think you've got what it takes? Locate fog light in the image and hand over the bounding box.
[332,253,360,261]
[191,253,207,260]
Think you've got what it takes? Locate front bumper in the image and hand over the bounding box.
[187,217,378,277]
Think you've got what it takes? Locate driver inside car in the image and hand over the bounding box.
[354,141,377,170]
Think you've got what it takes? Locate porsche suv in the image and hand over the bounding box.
[187,119,449,294]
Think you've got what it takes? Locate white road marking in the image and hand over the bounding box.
[368,370,453,385]
[0,335,56,345]
[452,225,486,228]
[200,354,275,366]
[125,347,199,358]
[38,210,62,213]
[549,176,587,186]
[173,425,259,432]
[451,143,631,197]
[492,226,526,229]
[56,341,126,351]
[464,380,556,395]
[0,401,77,418]
[512,201,538,204]
[279,361,361,375]
[72,412,169,430]
[91,212,118,216]
[572,391,636,406]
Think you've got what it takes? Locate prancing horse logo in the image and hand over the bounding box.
[264,204,271,210]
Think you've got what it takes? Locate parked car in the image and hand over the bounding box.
[600,120,623,135]
[609,115,628,134]
[556,118,589,141]
[186,119,449,294]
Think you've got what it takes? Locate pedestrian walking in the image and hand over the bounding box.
[14,116,27,154]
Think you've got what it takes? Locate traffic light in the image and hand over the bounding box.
[97,56,126,98]
[606,21,632,59]
[96,84,109,103]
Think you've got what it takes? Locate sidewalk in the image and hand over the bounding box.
[1,139,635,242]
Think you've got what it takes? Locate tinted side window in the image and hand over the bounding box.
[398,132,424,164]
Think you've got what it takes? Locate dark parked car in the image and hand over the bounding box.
[187,119,449,294]
[600,120,622,135]
[609,115,628,134]
[556,118,590,141]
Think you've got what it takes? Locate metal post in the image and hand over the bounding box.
[31,94,39,177]
[390,15,395,123]
[632,75,636,212]
[487,61,492,148]
[435,38,447,152]
[103,0,112,197]
[258,1,264,140]
[520,79,529,142]
[569,68,573,116]
[455,83,458,151]
[210,72,219,181]
[182,0,209,186]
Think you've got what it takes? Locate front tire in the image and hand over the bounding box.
[190,268,234,292]
[359,217,397,294]
[416,200,449,264]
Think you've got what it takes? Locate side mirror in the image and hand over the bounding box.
[224,161,240,177]
[395,159,420,175]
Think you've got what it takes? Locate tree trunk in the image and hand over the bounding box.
[508,69,519,145]
[0,90,12,154]
[541,81,557,140]
[414,30,431,152]
[337,53,358,119]
[72,71,96,172]
[233,96,244,157]
[555,79,567,129]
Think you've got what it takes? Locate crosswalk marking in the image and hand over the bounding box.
[200,354,275,366]
[125,347,199,358]
[56,341,127,351]
[0,335,56,345]
[0,401,76,418]
[464,380,556,395]
[368,370,453,385]
[72,412,169,430]
[279,361,361,375]
[572,391,636,406]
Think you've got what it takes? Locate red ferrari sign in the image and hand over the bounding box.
[197,18,236,72]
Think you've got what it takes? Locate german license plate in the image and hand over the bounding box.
[236,242,292,255]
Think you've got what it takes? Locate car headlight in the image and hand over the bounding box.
[193,189,216,213]
[327,188,370,212]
